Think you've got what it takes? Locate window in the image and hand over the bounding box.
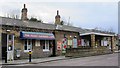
[46,40,49,50]
[24,40,27,50]
[8,35,12,40]
[41,40,45,49]
[43,40,49,51]
[7,34,14,51]
[24,39,32,52]
[35,40,41,46]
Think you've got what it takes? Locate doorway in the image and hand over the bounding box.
[2,33,7,60]
[2,33,14,61]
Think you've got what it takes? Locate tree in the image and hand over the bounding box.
[60,20,73,26]
[37,19,43,23]
[29,17,43,23]
[29,17,37,21]
[60,21,65,25]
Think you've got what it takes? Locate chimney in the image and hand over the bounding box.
[21,4,28,21]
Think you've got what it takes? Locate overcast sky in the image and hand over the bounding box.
[0,0,119,33]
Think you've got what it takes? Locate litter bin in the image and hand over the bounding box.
[16,50,21,58]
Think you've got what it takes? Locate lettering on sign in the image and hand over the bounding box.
[23,34,54,39]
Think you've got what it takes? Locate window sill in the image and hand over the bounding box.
[24,50,32,52]
[43,49,50,52]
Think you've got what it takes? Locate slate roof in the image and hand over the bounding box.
[0,17,84,32]
[55,25,84,32]
[0,17,55,30]
[0,17,115,35]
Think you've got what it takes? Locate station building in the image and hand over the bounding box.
[0,4,117,61]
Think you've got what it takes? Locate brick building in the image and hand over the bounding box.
[0,4,83,60]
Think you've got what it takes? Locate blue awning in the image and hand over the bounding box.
[20,31,55,40]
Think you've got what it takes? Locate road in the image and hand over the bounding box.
[11,53,119,66]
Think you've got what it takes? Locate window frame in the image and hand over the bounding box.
[43,40,50,52]
[35,40,41,46]
[24,39,32,52]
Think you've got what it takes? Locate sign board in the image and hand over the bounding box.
[101,40,108,46]
[104,41,108,46]
[20,31,55,40]
[57,41,62,50]
[62,38,67,53]
[73,39,77,48]
[67,40,72,45]
[81,39,85,46]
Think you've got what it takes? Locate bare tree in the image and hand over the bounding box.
[108,27,113,32]
[8,9,20,19]
[29,16,43,23]
[60,16,74,26]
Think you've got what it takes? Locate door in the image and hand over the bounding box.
[2,33,7,60]
[52,40,56,56]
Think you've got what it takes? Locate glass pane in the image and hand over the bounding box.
[28,40,31,45]
[46,40,49,49]
[28,40,32,50]
[24,40,27,50]
[28,45,32,50]
[39,40,41,46]
[49,41,52,48]
[40,40,45,49]
[9,35,12,40]
[43,45,45,49]
[36,40,40,46]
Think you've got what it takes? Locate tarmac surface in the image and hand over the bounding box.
[3,53,119,66]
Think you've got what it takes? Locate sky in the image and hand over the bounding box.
[0,0,119,33]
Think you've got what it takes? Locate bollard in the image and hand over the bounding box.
[28,50,32,62]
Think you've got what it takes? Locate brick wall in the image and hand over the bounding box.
[65,47,112,57]
[55,30,79,55]
[5,30,52,59]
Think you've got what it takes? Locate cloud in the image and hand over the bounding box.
[0,2,118,33]
[0,0,119,2]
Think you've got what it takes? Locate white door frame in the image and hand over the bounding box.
[7,34,14,61]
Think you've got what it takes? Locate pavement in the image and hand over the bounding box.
[0,56,66,65]
[0,51,119,66]
[4,53,118,66]
[114,50,120,53]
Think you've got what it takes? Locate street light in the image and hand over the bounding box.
[6,30,10,32]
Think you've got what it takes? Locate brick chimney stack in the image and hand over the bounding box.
[21,4,28,21]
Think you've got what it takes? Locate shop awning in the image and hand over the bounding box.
[20,31,55,40]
